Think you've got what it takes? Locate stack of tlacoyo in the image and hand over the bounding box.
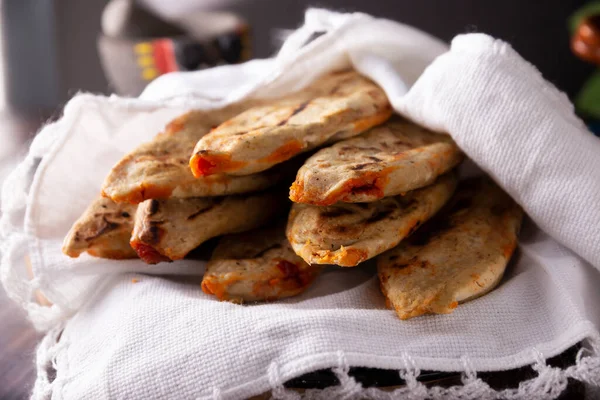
[63,70,523,319]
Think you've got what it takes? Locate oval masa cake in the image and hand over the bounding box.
[377,177,523,320]
[62,196,137,259]
[102,103,290,204]
[290,118,463,205]
[190,70,392,177]
[286,173,457,267]
[130,189,287,264]
[202,223,321,303]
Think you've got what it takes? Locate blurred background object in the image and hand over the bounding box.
[570,1,600,135]
[98,0,249,96]
[0,0,592,110]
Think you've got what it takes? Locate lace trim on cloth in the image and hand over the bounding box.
[33,335,600,400]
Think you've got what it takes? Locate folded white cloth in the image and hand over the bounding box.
[2,8,600,400]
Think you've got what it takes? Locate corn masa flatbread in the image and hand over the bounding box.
[101,102,289,204]
[290,118,463,205]
[130,189,286,264]
[377,177,523,320]
[202,223,321,303]
[190,70,392,177]
[62,196,137,259]
[286,173,457,267]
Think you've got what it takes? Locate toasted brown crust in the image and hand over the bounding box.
[290,118,463,205]
[130,189,287,264]
[101,101,290,204]
[62,196,137,259]
[377,177,523,320]
[286,173,458,267]
[201,223,321,303]
[190,70,392,177]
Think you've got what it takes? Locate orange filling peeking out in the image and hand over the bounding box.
[130,241,171,264]
[260,140,304,164]
[190,152,247,177]
[293,167,394,206]
[201,278,228,300]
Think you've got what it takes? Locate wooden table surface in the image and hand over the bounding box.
[0,109,50,400]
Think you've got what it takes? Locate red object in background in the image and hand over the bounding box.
[152,39,178,74]
[571,15,600,65]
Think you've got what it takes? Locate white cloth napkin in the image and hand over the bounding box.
[2,8,600,400]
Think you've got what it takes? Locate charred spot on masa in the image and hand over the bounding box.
[350,163,372,171]
[338,146,357,154]
[407,220,422,236]
[186,205,215,220]
[328,76,355,96]
[186,198,224,220]
[334,225,348,233]
[351,183,377,195]
[148,226,162,243]
[140,222,165,245]
[121,212,130,218]
[321,208,354,218]
[366,208,394,223]
[388,255,398,261]
[148,199,160,216]
[367,156,382,162]
[277,101,311,127]
[84,217,120,241]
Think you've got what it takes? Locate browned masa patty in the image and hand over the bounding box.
[202,223,321,303]
[287,173,458,267]
[377,177,523,320]
[290,118,463,205]
[101,101,289,204]
[62,196,137,259]
[130,189,288,264]
[190,70,392,177]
